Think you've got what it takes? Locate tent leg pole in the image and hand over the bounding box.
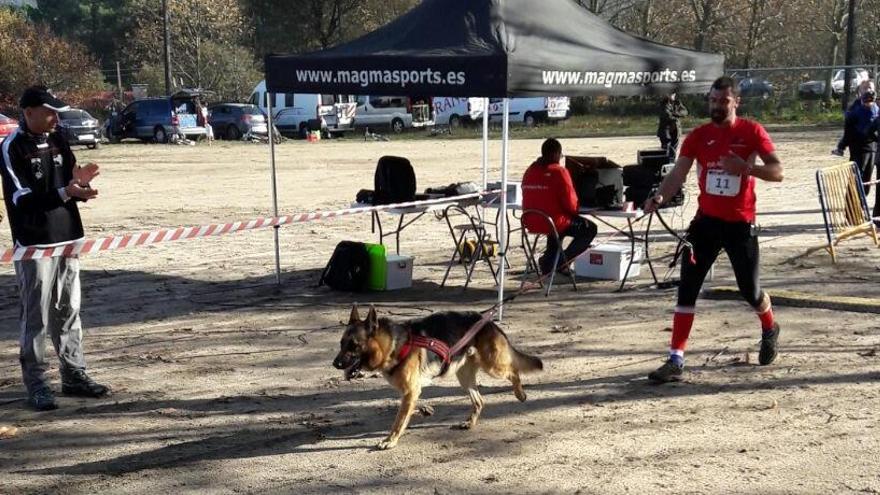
[497,98,510,322]
[267,92,281,285]
[482,97,489,190]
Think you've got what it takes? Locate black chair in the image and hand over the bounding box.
[519,209,578,296]
[441,204,498,290]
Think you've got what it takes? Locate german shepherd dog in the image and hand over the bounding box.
[333,304,543,449]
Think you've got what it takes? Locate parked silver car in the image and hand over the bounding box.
[799,69,869,99]
[208,103,268,140]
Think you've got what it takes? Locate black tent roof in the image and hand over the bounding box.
[265,0,724,97]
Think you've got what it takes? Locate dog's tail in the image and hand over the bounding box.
[511,345,543,373]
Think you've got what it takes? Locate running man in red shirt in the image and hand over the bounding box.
[522,138,597,274]
[643,76,784,383]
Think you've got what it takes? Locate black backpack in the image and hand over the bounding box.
[373,156,416,205]
[319,241,370,292]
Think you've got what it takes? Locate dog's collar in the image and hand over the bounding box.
[397,332,451,364]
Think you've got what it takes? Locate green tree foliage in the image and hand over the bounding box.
[0,8,105,107]
[135,43,261,102]
[240,0,419,59]
[126,0,260,101]
[31,0,136,69]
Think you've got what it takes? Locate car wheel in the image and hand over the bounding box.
[153,126,167,144]
[87,142,100,150]
[449,114,461,129]
[226,125,241,140]
[524,112,536,127]
[391,118,405,134]
[299,123,309,139]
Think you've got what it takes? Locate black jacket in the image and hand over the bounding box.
[657,100,688,138]
[1,124,84,247]
[842,103,879,154]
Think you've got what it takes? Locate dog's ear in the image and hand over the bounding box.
[349,303,360,324]
[366,305,378,333]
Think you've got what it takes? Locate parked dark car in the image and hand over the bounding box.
[0,112,18,142]
[737,77,774,99]
[105,90,208,143]
[208,103,268,140]
[57,108,101,149]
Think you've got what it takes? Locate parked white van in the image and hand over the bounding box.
[487,97,570,126]
[432,97,485,128]
[353,95,434,133]
[248,80,356,137]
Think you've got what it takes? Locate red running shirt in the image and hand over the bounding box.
[521,162,579,234]
[679,118,775,222]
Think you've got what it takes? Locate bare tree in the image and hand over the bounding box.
[805,0,848,99]
[689,0,724,51]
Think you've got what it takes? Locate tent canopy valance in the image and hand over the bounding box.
[264,0,724,98]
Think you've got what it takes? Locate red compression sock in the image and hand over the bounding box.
[670,307,696,353]
[758,306,775,332]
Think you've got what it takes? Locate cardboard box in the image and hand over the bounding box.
[564,156,624,208]
[385,255,414,290]
[574,243,642,280]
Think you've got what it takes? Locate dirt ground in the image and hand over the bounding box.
[1,129,879,495]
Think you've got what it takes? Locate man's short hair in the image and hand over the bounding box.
[541,138,562,160]
[711,76,740,97]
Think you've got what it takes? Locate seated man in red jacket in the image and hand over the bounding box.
[522,138,597,274]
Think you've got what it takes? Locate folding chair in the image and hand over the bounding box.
[441,204,498,289]
[519,209,578,296]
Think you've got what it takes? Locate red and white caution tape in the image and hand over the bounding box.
[1,191,492,263]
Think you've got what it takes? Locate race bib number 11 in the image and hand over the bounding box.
[706,169,741,197]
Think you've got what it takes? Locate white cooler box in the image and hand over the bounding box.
[574,243,642,280]
[385,255,414,290]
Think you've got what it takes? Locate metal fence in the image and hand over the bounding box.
[725,64,879,109]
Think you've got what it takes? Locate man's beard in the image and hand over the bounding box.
[710,108,728,124]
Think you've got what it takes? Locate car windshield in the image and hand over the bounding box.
[60,110,87,120]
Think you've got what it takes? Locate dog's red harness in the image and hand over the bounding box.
[396,312,495,375]
[397,333,451,364]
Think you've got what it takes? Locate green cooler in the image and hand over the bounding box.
[365,243,387,291]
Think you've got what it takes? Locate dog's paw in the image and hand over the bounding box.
[455,420,475,430]
[376,437,398,450]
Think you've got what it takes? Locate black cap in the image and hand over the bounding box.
[19,85,70,112]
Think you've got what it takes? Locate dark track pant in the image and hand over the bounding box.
[542,217,598,270]
[851,150,878,218]
[677,216,764,309]
[659,130,680,162]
